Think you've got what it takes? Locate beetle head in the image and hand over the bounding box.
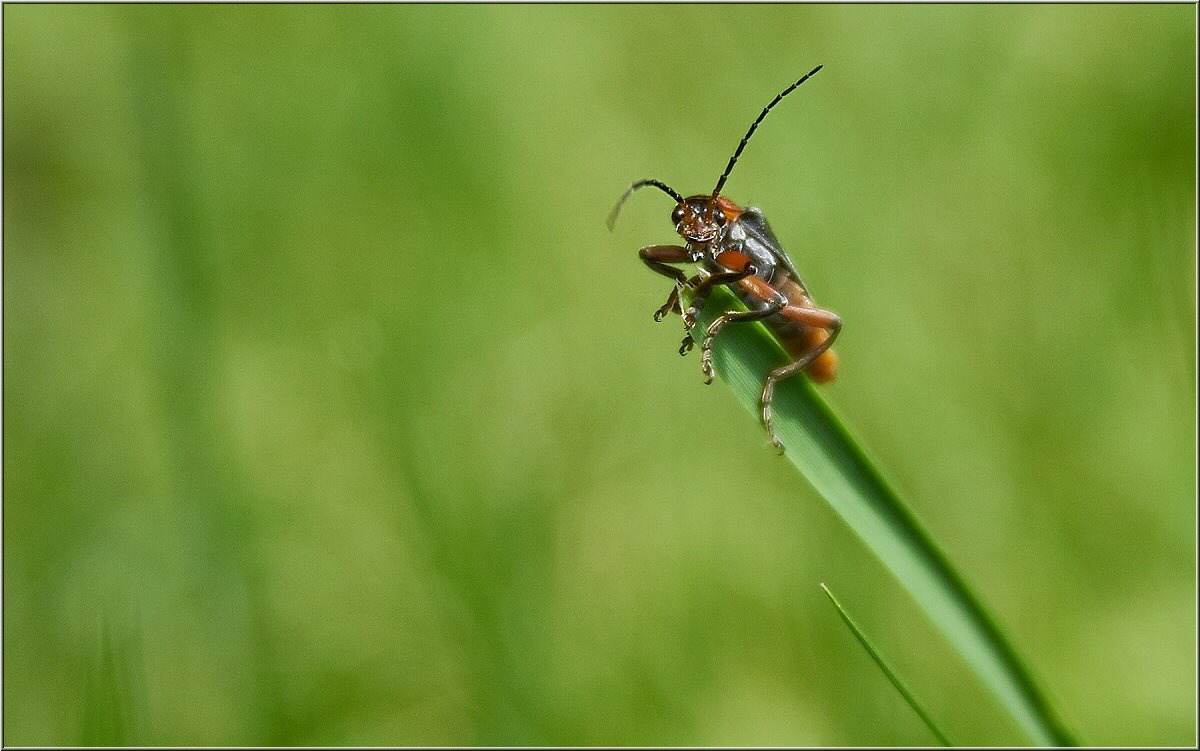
[672,195,734,246]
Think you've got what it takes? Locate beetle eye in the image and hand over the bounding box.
[671,206,685,225]
[711,208,727,226]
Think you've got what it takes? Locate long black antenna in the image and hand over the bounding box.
[711,64,823,199]
[606,178,685,230]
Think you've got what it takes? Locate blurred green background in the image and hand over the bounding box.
[3,4,1194,746]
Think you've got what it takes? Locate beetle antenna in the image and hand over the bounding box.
[607,179,686,230]
[710,64,823,199]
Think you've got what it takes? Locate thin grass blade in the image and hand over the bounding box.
[820,582,953,745]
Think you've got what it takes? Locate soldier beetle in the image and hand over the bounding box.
[608,65,840,451]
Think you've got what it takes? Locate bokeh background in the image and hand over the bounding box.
[3,4,1194,746]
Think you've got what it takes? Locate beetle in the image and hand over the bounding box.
[607,65,840,451]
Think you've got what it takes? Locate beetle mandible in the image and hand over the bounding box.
[607,65,841,452]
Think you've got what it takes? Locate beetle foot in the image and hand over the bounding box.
[678,336,694,356]
[654,284,686,322]
[763,405,785,453]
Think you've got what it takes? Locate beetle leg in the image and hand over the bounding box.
[761,306,842,452]
[681,247,760,334]
[639,245,692,321]
[658,273,704,324]
[682,269,748,330]
[678,266,757,355]
[654,294,681,323]
[699,282,787,383]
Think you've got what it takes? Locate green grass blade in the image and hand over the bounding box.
[693,286,1076,746]
[820,582,953,746]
